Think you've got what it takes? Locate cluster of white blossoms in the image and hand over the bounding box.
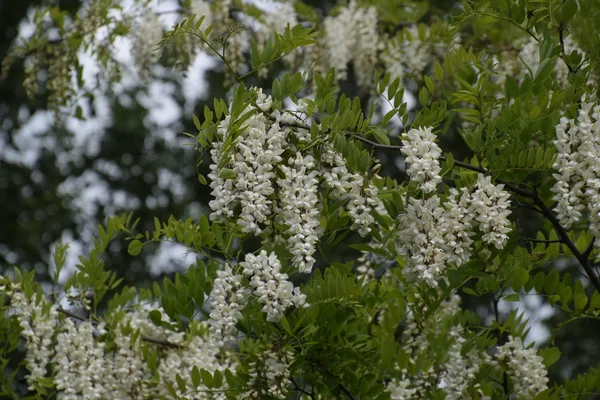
[241,251,308,322]
[382,25,451,83]
[276,154,322,273]
[8,286,58,390]
[496,336,549,399]
[400,126,443,193]
[397,189,477,286]
[208,90,285,235]
[155,323,230,400]
[4,277,229,399]
[347,174,384,236]
[245,349,292,399]
[552,101,600,257]
[133,10,163,78]
[322,1,379,88]
[470,174,513,249]
[390,294,489,399]
[320,142,384,236]
[397,127,512,284]
[208,265,250,345]
[440,328,487,400]
[53,319,107,399]
[209,89,384,270]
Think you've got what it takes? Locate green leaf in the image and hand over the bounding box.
[574,293,588,310]
[590,291,600,310]
[201,368,214,388]
[434,62,444,81]
[192,114,202,131]
[373,127,390,145]
[559,0,578,22]
[503,293,521,302]
[149,310,162,326]
[128,240,143,256]
[191,366,201,387]
[176,374,187,392]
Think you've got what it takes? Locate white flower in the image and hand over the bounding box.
[397,188,477,286]
[322,2,356,82]
[246,350,293,399]
[208,265,250,345]
[470,174,512,249]
[400,126,442,193]
[496,336,549,399]
[208,89,286,235]
[277,153,322,273]
[241,251,307,322]
[552,116,588,228]
[388,377,417,400]
[352,5,379,90]
[552,101,600,260]
[53,319,106,399]
[347,173,383,236]
[134,10,163,78]
[440,328,485,400]
[10,290,59,390]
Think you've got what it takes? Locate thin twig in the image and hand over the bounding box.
[526,238,564,244]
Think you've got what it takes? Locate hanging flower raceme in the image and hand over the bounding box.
[397,192,475,286]
[470,174,512,249]
[208,89,384,270]
[208,265,250,345]
[276,153,322,273]
[552,101,600,259]
[495,336,549,399]
[400,126,443,193]
[208,89,285,235]
[241,250,308,322]
[8,285,58,391]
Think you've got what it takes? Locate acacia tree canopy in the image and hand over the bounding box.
[2,0,600,399]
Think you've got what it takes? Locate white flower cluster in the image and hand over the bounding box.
[387,377,417,400]
[134,10,163,78]
[397,193,474,286]
[391,295,488,399]
[9,288,58,390]
[53,319,107,399]
[470,174,512,249]
[494,36,588,88]
[209,90,285,235]
[155,323,229,400]
[208,265,250,345]
[241,250,307,322]
[246,350,292,399]
[552,102,600,258]
[208,90,385,269]
[320,143,384,236]
[496,336,549,399]
[347,174,383,236]
[322,1,379,88]
[277,154,322,272]
[7,281,228,399]
[398,129,512,285]
[400,126,443,193]
[382,25,449,83]
[440,328,486,400]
